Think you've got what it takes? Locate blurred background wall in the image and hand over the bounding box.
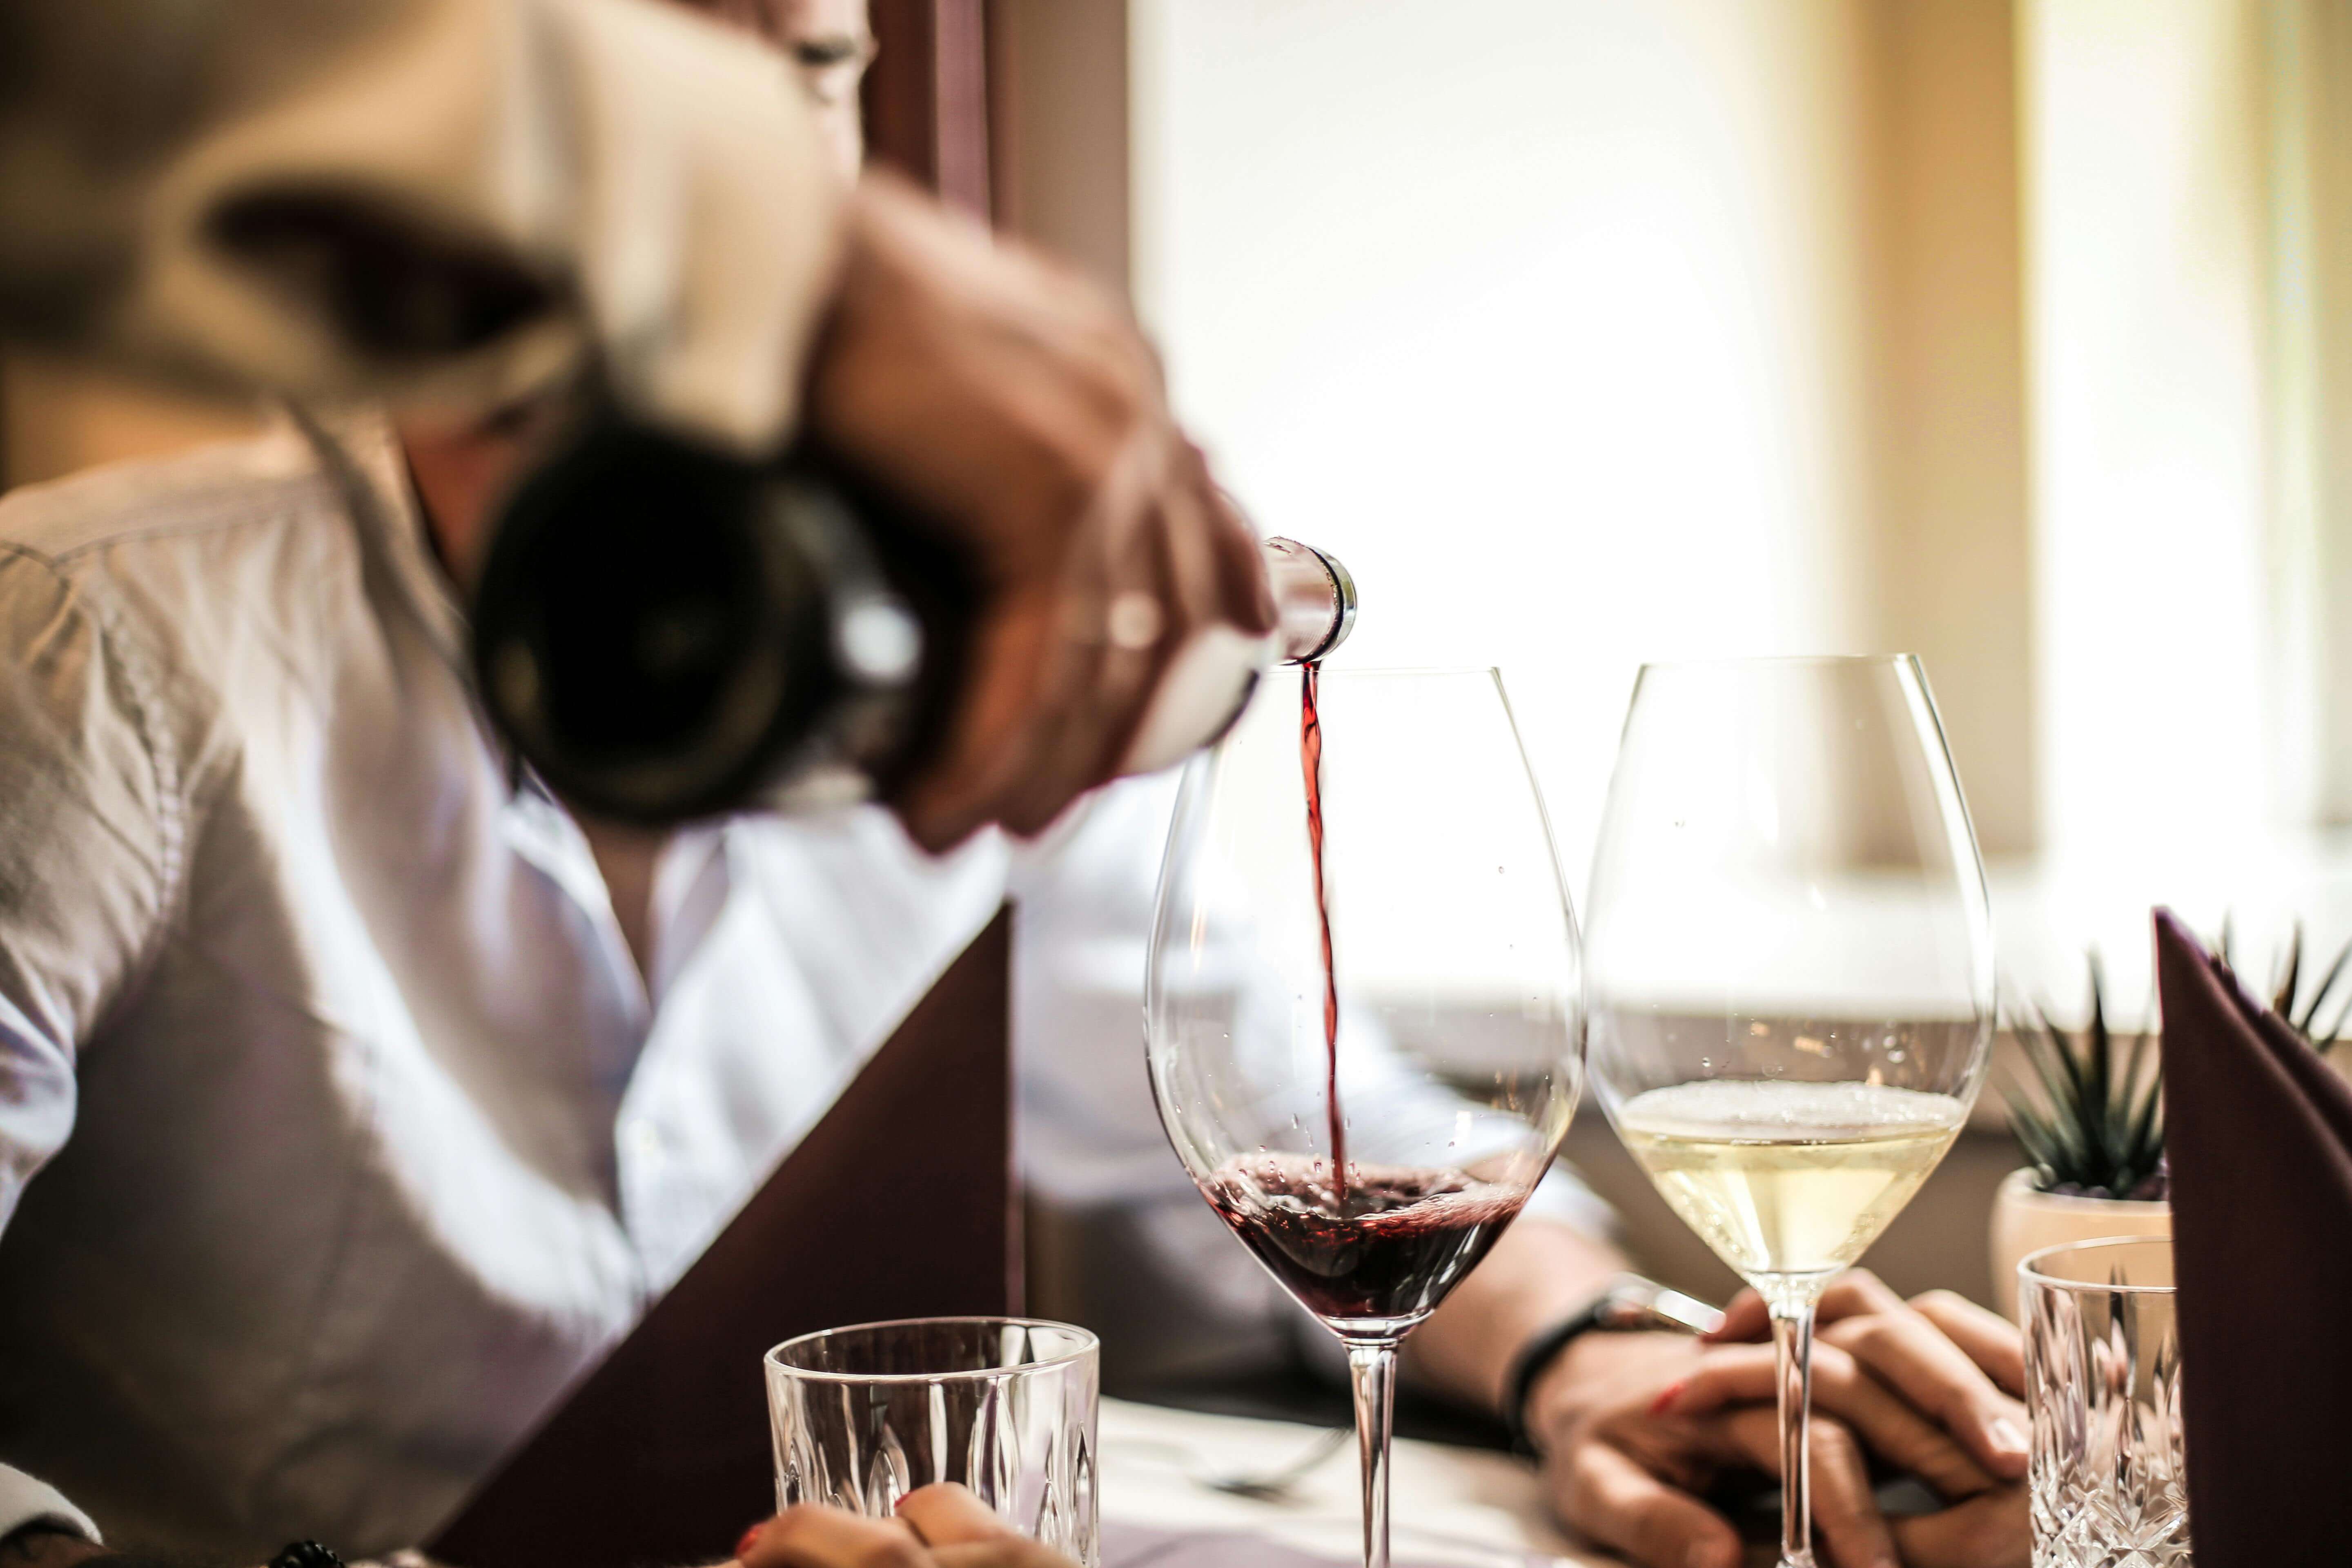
[7,5,2352,1302]
[1112,0,2352,1022]
[1103,0,2352,1306]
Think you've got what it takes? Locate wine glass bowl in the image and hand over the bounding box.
[1584,655,1994,1568]
[1145,666,1582,1566]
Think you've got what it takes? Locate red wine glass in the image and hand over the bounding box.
[1145,666,1583,1568]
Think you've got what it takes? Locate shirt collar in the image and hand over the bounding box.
[289,401,472,675]
[296,403,746,1025]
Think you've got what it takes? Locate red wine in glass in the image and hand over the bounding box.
[1203,1153,1526,1321]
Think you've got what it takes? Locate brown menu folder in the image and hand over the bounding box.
[430,910,1015,1568]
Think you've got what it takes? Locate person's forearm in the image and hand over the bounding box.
[0,1527,105,1568]
[1401,1216,1628,1416]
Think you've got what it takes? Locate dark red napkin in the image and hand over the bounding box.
[430,911,1015,1568]
[2155,908,2352,1566]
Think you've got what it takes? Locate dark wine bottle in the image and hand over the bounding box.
[469,408,1355,824]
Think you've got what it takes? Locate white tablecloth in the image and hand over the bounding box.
[1097,1398,1623,1568]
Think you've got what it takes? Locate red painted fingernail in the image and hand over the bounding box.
[1648,1379,1687,1417]
[735,1525,763,1560]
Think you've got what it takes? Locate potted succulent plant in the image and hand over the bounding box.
[1988,929,2352,1318]
[1987,959,2170,1319]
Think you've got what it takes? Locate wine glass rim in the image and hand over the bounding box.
[763,1315,1100,1381]
[1301,663,1501,679]
[1635,653,1921,673]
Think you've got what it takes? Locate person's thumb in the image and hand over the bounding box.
[1704,1287,1768,1343]
[1892,1486,2031,1568]
[1564,1440,1741,1568]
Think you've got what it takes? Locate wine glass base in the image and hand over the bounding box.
[1321,1314,1426,1345]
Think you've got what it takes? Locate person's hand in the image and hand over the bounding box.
[1526,1270,2029,1568]
[736,1484,1071,1567]
[1706,1272,2030,1567]
[806,172,1275,851]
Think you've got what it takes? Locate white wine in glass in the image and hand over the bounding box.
[1585,657,1993,1568]
[1615,1080,1967,1279]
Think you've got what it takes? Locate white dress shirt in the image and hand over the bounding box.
[0,413,1607,1557]
[0,413,1005,1557]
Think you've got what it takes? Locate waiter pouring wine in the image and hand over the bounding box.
[0,2,2035,1566]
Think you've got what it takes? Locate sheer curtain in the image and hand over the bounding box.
[2016,0,2352,1010]
[1128,0,2352,1022]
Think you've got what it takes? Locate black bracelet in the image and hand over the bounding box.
[270,1543,343,1568]
[1503,1274,1726,1455]
[1502,1298,1612,1456]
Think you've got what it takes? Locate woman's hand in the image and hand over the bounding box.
[1706,1272,2031,1568]
[1709,1272,2027,1470]
[736,1485,1072,1568]
[1528,1271,2030,1568]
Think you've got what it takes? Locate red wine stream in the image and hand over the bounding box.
[1300,662,1347,1203]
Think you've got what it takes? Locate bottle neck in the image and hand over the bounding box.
[1264,537,1358,664]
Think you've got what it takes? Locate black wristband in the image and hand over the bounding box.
[1503,1273,1726,1455]
[270,1543,343,1568]
[1502,1299,1610,1456]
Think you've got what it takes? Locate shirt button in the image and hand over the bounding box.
[625,1119,664,1162]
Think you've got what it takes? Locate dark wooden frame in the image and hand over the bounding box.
[863,0,994,219]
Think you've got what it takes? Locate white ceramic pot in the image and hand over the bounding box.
[1987,1167,2172,1321]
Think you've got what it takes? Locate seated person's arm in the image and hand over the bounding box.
[0,553,189,1564]
[1401,1210,1630,1414]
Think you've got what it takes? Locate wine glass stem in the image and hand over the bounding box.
[1346,1337,1400,1568]
[1770,1296,1819,1568]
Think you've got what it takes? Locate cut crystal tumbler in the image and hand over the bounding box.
[766,1317,1099,1566]
[2021,1238,2189,1567]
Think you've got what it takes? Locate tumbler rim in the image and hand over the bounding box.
[764,1315,1099,1383]
[2018,1234,2176,1295]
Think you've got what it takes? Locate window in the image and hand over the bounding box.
[1128,0,2352,1019]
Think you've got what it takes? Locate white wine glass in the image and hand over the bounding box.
[1146,666,1583,1568]
[1584,656,1993,1568]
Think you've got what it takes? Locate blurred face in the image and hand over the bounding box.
[696,0,874,182]
[398,0,873,581]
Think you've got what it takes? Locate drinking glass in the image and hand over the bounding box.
[1584,655,1994,1568]
[2020,1238,2190,1567]
[764,1317,1100,1565]
[1146,666,1584,1568]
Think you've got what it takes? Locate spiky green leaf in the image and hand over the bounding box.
[2295,935,2350,1037]
[2004,956,2167,1193]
